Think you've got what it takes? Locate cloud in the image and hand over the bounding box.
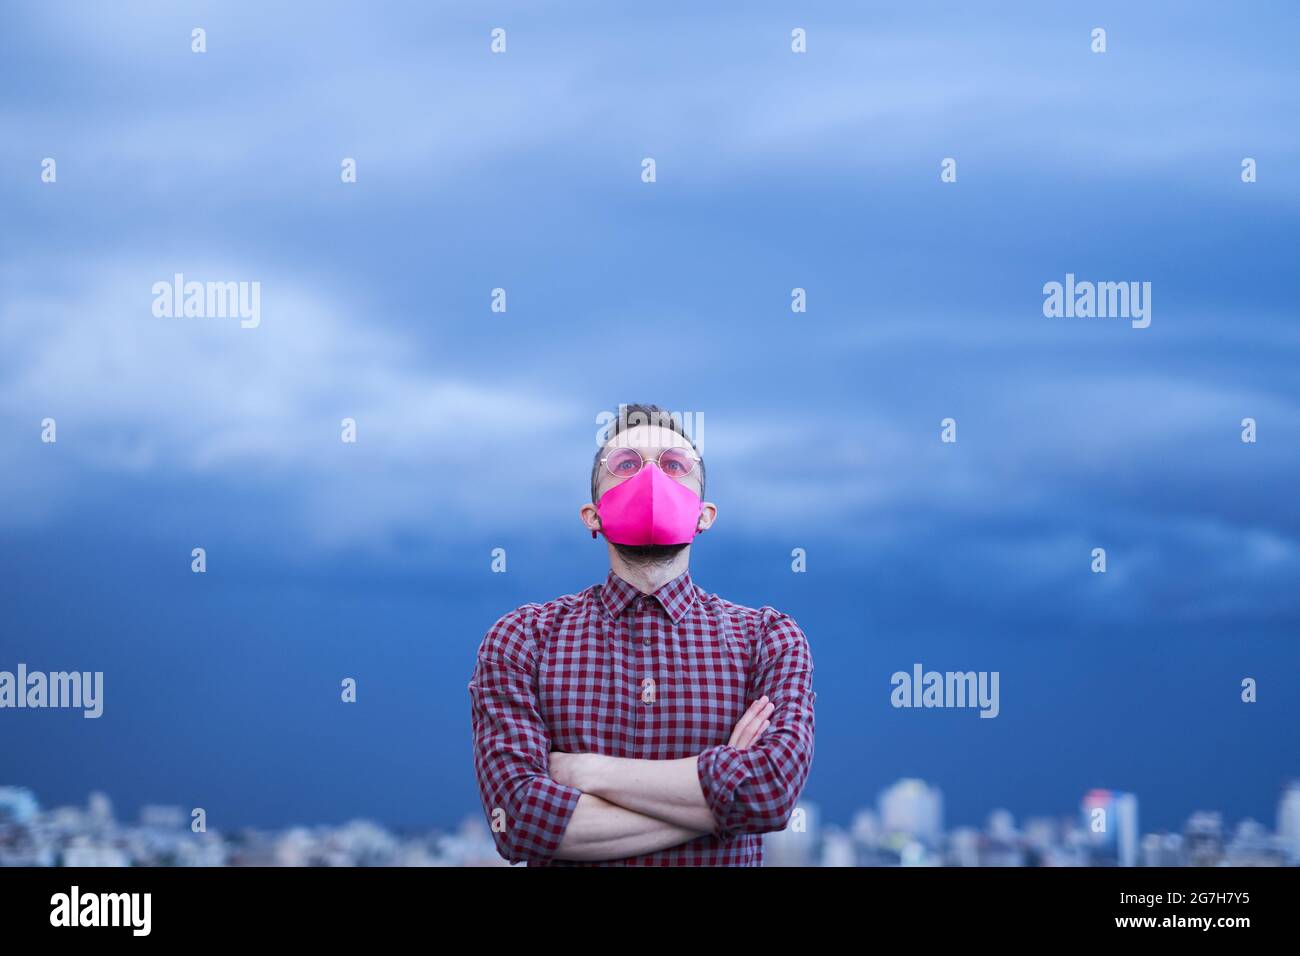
[2,0,1297,582]
[0,257,586,544]
[3,249,1297,595]
[6,1,1297,209]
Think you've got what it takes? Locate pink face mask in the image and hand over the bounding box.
[596,463,704,546]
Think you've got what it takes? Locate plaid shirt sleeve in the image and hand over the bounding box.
[469,608,583,864]
[696,609,815,837]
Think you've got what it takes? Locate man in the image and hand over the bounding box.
[468,404,815,865]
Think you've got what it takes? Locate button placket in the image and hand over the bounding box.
[636,604,656,745]
[611,615,635,756]
[628,605,645,746]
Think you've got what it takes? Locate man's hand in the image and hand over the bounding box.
[548,750,588,791]
[546,695,778,835]
[728,695,774,750]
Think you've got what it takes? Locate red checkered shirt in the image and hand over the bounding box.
[469,568,815,866]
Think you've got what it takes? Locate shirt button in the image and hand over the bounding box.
[642,638,651,647]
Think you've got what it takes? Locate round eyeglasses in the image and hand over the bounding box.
[600,447,700,481]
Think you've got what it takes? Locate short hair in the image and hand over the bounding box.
[591,403,706,502]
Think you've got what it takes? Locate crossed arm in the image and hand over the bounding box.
[546,698,774,861]
[469,609,814,864]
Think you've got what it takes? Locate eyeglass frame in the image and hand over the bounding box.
[598,447,702,482]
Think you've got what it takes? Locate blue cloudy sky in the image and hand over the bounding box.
[2,1,1298,836]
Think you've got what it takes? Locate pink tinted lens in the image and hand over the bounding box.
[605,447,643,477]
[658,448,695,478]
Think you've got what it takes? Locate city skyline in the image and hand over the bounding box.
[5,778,1298,867]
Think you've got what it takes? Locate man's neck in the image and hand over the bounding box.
[608,546,691,595]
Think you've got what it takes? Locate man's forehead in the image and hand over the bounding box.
[606,424,693,451]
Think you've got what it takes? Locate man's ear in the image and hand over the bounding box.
[580,502,602,537]
[697,501,718,532]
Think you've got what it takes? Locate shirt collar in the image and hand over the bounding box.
[599,568,698,626]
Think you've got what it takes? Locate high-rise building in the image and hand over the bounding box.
[850,808,879,845]
[948,826,980,867]
[1183,811,1224,867]
[1140,832,1184,867]
[1278,780,1300,864]
[140,805,186,829]
[1081,789,1138,867]
[879,778,943,844]
[1224,818,1283,866]
[987,809,1016,842]
[819,827,856,867]
[764,802,818,866]
[87,791,114,827]
[0,786,40,824]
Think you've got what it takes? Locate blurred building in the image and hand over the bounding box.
[948,826,981,867]
[764,802,819,866]
[87,791,114,829]
[1183,811,1224,867]
[0,787,39,825]
[879,779,943,845]
[139,805,187,829]
[1081,789,1138,867]
[981,809,1025,866]
[1224,818,1284,866]
[1140,832,1184,867]
[3,783,1298,868]
[1278,780,1300,865]
[819,826,856,867]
